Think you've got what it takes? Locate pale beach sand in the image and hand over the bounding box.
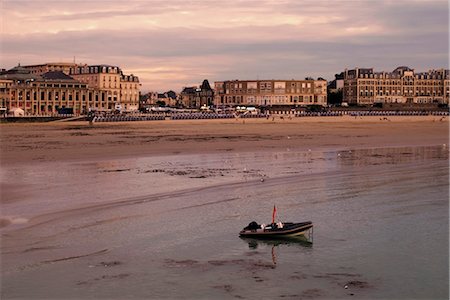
[0,115,448,165]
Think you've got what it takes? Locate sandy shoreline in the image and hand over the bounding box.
[1,115,448,165]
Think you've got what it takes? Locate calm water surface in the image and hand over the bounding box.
[1,146,448,299]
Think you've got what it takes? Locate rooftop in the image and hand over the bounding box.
[41,71,77,81]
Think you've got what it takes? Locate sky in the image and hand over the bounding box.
[1,0,448,92]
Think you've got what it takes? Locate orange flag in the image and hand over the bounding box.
[272,205,277,224]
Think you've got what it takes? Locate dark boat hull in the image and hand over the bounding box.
[239,221,313,238]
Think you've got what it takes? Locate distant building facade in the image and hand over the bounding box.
[0,79,13,115]
[180,79,214,108]
[327,72,344,106]
[22,62,77,76]
[343,66,450,105]
[327,72,344,93]
[180,87,197,108]
[142,91,178,107]
[214,79,327,107]
[0,66,108,115]
[21,62,140,111]
[70,64,140,111]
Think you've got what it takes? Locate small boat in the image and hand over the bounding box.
[239,205,313,238]
[239,221,313,238]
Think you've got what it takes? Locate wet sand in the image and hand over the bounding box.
[0,116,448,299]
[1,115,448,165]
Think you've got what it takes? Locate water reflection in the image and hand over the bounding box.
[240,236,313,266]
[240,236,313,250]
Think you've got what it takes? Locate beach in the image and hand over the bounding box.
[1,115,448,164]
[0,116,449,299]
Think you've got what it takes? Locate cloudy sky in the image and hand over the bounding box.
[1,0,448,92]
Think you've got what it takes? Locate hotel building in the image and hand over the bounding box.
[214,79,327,107]
[22,62,77,76]
[0,62,141,115]
[0,66,108,115]
[70,65,140,111]
[23,63,141,111]
[0,79,13,115]
[343,66,450,105]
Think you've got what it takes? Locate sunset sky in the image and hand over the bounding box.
[1,0,448,92]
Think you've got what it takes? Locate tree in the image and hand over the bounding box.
[166,90,177,99]
[327,90,343,105]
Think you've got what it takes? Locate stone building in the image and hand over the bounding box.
[0,79,13,115]
[0,66,108,115]
[22,62,140,111]
[180,86,197,108]
[180,79,214,108]
[142,91,178,107]
[343,66,450,105]
[22,62,77,76]
[214,79,327,107]
[70,64,140,111]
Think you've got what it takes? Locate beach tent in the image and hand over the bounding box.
[8,108,24,117]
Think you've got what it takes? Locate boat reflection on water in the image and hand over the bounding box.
[240,235,313,266]
[240,235,313,250]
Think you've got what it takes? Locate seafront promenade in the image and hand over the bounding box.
[1,109,448,123]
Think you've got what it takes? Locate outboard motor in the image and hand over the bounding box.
[244,221,260,230]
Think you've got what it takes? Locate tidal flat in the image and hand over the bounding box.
[1,118,448,299]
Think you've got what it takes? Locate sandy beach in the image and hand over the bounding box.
[1,115,448,165]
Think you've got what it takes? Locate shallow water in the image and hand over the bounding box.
[1,145,448,299]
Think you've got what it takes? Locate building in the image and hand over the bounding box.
[0,79,13,115]
[343,66,450,105]
[142,91,178,107]
[180,86,197,108]
[214,79,327,108]
[22,62,141,111]
[180,79,214,108]
[327,72,344,93]
[197,79,214,108]
[0,66,108,115]
[327,72,344,106]
[70,64,140,111]
[22,62,77,76]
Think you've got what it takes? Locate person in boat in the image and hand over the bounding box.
[243,221,260,231]
[243,221,284,231]
[264,222,284,230]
